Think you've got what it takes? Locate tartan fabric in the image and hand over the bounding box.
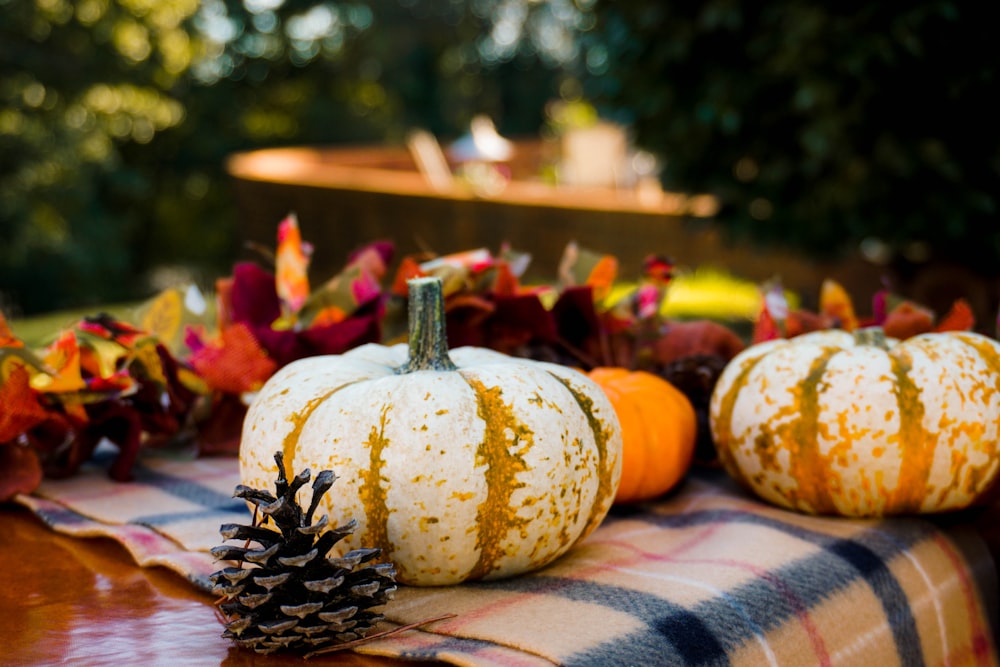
[16,449,999,667]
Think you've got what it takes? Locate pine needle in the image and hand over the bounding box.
[304,613,458,659]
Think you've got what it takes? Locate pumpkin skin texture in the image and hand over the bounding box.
[588,368,697,504]
[709,328,1000,517]
[240,278,623,586]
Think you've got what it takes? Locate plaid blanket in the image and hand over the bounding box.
[17,449,999,667]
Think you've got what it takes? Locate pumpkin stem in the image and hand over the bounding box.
[853,326,890,349]
[399,276,458,373]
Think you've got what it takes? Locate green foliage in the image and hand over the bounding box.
[583,1,1000,274]
[1,0,570,316]
[17,0,991,319]
[1,0,217,315]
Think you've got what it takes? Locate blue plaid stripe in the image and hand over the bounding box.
[130,463,247,511]
[24,455,995,666]
[461,508,932,667]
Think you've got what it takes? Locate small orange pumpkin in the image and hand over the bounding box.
[588,367,697,503]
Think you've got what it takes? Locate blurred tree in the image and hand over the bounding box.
[1,0,581,316]
[581,1,1000,283]
[0,0,203,315]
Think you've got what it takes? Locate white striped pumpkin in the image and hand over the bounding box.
[709,327,1000,516]
[239,277,622,585]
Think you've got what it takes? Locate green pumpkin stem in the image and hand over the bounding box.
[854,326,890,349]
[399,276,458,373]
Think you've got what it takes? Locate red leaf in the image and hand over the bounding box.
[299,309,383,358]
[194,394,248,457]
[82,402,145,482]
[230,262,282,328]
[934,298,975,332]
[0,311,23,349]
[27,415,86,480]
[0,444,43,500]
[752,305,782,343]
[551,286,601,346]
[882,301,935,339]
[0,365,51,442]
[189,323,279,394]
[391,256,426,297]
[492,261,521,297]
[642,255,675,284]
[127,343,201,436]
[785,309,832,338]
[482,294,558,355]
[443,295,497,348]
[78,313,147,346]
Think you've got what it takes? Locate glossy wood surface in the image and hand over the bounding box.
[4,496,997,666]
[1,506,441,666]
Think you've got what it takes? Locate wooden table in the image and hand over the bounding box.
[1,506,440,666]
[6,484,997,666]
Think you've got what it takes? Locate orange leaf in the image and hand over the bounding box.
[275,213,312,316]
[391,256,426,297]
[933,298,975,332]
[585,255,618,301]
[310,306,348,328]
[0,311,23,349]
[819,279,858,331]
[32,330,86,393]
[188,323,278,395]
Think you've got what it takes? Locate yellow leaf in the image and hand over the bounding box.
[31,331,86,393]
[819,279,858,331]
[140,287,183,344]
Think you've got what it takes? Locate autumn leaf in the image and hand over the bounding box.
[492,260,521,296]
[0,311,23,349]
[882,301,935,339]
[0,364,51,442]
[934,298,975,332]
[585,255,619,302]
[0,444,43,501]
[275,213,312,318]
[30,330,86,394]
[187,322,279,395]
[391,256,426,297]
[819,279,859,331]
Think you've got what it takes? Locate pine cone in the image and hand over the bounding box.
[210,452,397,655]
[659,353,729,466]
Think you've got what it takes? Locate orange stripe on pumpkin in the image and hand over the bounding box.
[550,372,616,541]
[464,376,532,581]
[359,404,392,560]
[886,346,933,513]
[280,383,358,479]
[711,351,769,489]
[775,347,841,514]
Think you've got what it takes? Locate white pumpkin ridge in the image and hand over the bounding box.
[240,277,622,585]
[709,328,1000,517]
